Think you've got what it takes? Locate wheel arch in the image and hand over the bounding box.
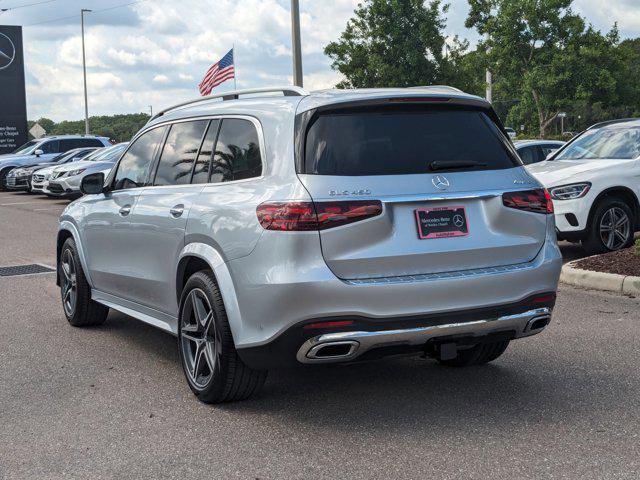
[587,186,640,231]
[176,243,243,343]
[57,221,93,287]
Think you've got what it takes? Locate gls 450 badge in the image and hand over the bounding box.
[329,189,372,196]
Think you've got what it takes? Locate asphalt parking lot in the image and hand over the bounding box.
[1,191,640,479]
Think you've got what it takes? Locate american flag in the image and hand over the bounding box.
[198,48,235,96]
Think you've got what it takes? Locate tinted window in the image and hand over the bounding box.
[210,119,262,183]
[303,107,518,175]
[191,120,220,184]
[154,120,207,186]
[39,140,59,154]
[518,146,538,165]
[541,144,560,159]
[62,138,104,149]
[114,127,165,190]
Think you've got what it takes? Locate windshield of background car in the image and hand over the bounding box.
[84,144,121,162]
[12,140,39,154]
[94,144,127,162]
[555,125,640,160]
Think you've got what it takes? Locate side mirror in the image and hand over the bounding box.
[34,149,44,156]
[80,172,105,195]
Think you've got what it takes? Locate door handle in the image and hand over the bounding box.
[170,204,185,218]
[119,205,131,216]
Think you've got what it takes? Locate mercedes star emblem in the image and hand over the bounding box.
[453,214,464,228]
[0,33,16,71]
[432,175,450,190]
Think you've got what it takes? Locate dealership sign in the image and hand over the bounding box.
[0,26,27,155]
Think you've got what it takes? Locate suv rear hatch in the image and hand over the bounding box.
[295,102,549,280]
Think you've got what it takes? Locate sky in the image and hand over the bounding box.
[0,0,638,122]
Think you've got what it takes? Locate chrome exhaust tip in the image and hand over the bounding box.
[306,341,359,360]
[524,315,550,334]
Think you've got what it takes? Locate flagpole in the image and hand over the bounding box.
[233,43,237,90]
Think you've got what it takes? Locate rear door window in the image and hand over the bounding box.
[209,118,262,183]
[153,120,208,186]
[302,106,519,175]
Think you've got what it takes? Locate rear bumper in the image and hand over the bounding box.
[237,297,555,369]
[228,222,562,357]
[296,307,551,364]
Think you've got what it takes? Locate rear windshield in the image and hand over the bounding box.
[302,106,519,175]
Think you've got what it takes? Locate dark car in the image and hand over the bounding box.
[4,148,99,192]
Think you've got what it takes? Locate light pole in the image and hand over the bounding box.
[81,9,91,134]
[290,0,303,87]
[485,32,492,103]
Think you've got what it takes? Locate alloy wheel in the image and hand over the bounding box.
[180,288,218,389]
[599,207,630,251]
[60,249,77,316]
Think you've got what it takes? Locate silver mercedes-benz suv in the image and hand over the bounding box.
[57,86,562,403]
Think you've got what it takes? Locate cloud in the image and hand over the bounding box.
[6,0,638,122]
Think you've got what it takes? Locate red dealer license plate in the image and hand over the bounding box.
[415,206,469,239]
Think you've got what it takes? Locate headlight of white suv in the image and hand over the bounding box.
[548,182,591,200]
[66,168,86,177]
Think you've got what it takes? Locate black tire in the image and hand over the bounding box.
[178,270,267,403]
[437,340,510,367]
[59,238,109,327]
[583,197,634,255]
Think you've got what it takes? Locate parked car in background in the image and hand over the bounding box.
[505,127,517,139]
[56,86,561,403]
[0,135,111,190]
[528,118,640,253]
[44,142,128,198]
[5,148,99,192]
[514,140,566,165]
[31,147,108,193]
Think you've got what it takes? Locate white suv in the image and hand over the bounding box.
[57,86,561,403]
[528,119,640,253]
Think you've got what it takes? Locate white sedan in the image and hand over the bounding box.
[527,119,640,253]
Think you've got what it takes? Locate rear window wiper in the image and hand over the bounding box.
[428,160,488,171]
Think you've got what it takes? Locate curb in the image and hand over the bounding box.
[561,260,640,296]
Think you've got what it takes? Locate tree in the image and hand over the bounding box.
[466,0,627,137]
[325,0,450,88]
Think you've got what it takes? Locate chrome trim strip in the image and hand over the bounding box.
[343,260,536,285]
[296,307,551,364]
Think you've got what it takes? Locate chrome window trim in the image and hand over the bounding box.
[112,114,267,192]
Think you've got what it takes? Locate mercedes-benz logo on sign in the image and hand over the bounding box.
[453,214,464,228]
[432,175,450,190]
[0,33,16,71]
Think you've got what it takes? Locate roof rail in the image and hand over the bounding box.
[150,85,309,121]
[587,118,639,130]
[408,85,465,93]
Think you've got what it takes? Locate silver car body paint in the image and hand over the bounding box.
[59,88,562,361]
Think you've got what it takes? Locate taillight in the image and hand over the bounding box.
[502,189,553,214]
[256,200,383,231]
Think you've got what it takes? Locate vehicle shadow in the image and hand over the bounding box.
[100,311,627,433]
